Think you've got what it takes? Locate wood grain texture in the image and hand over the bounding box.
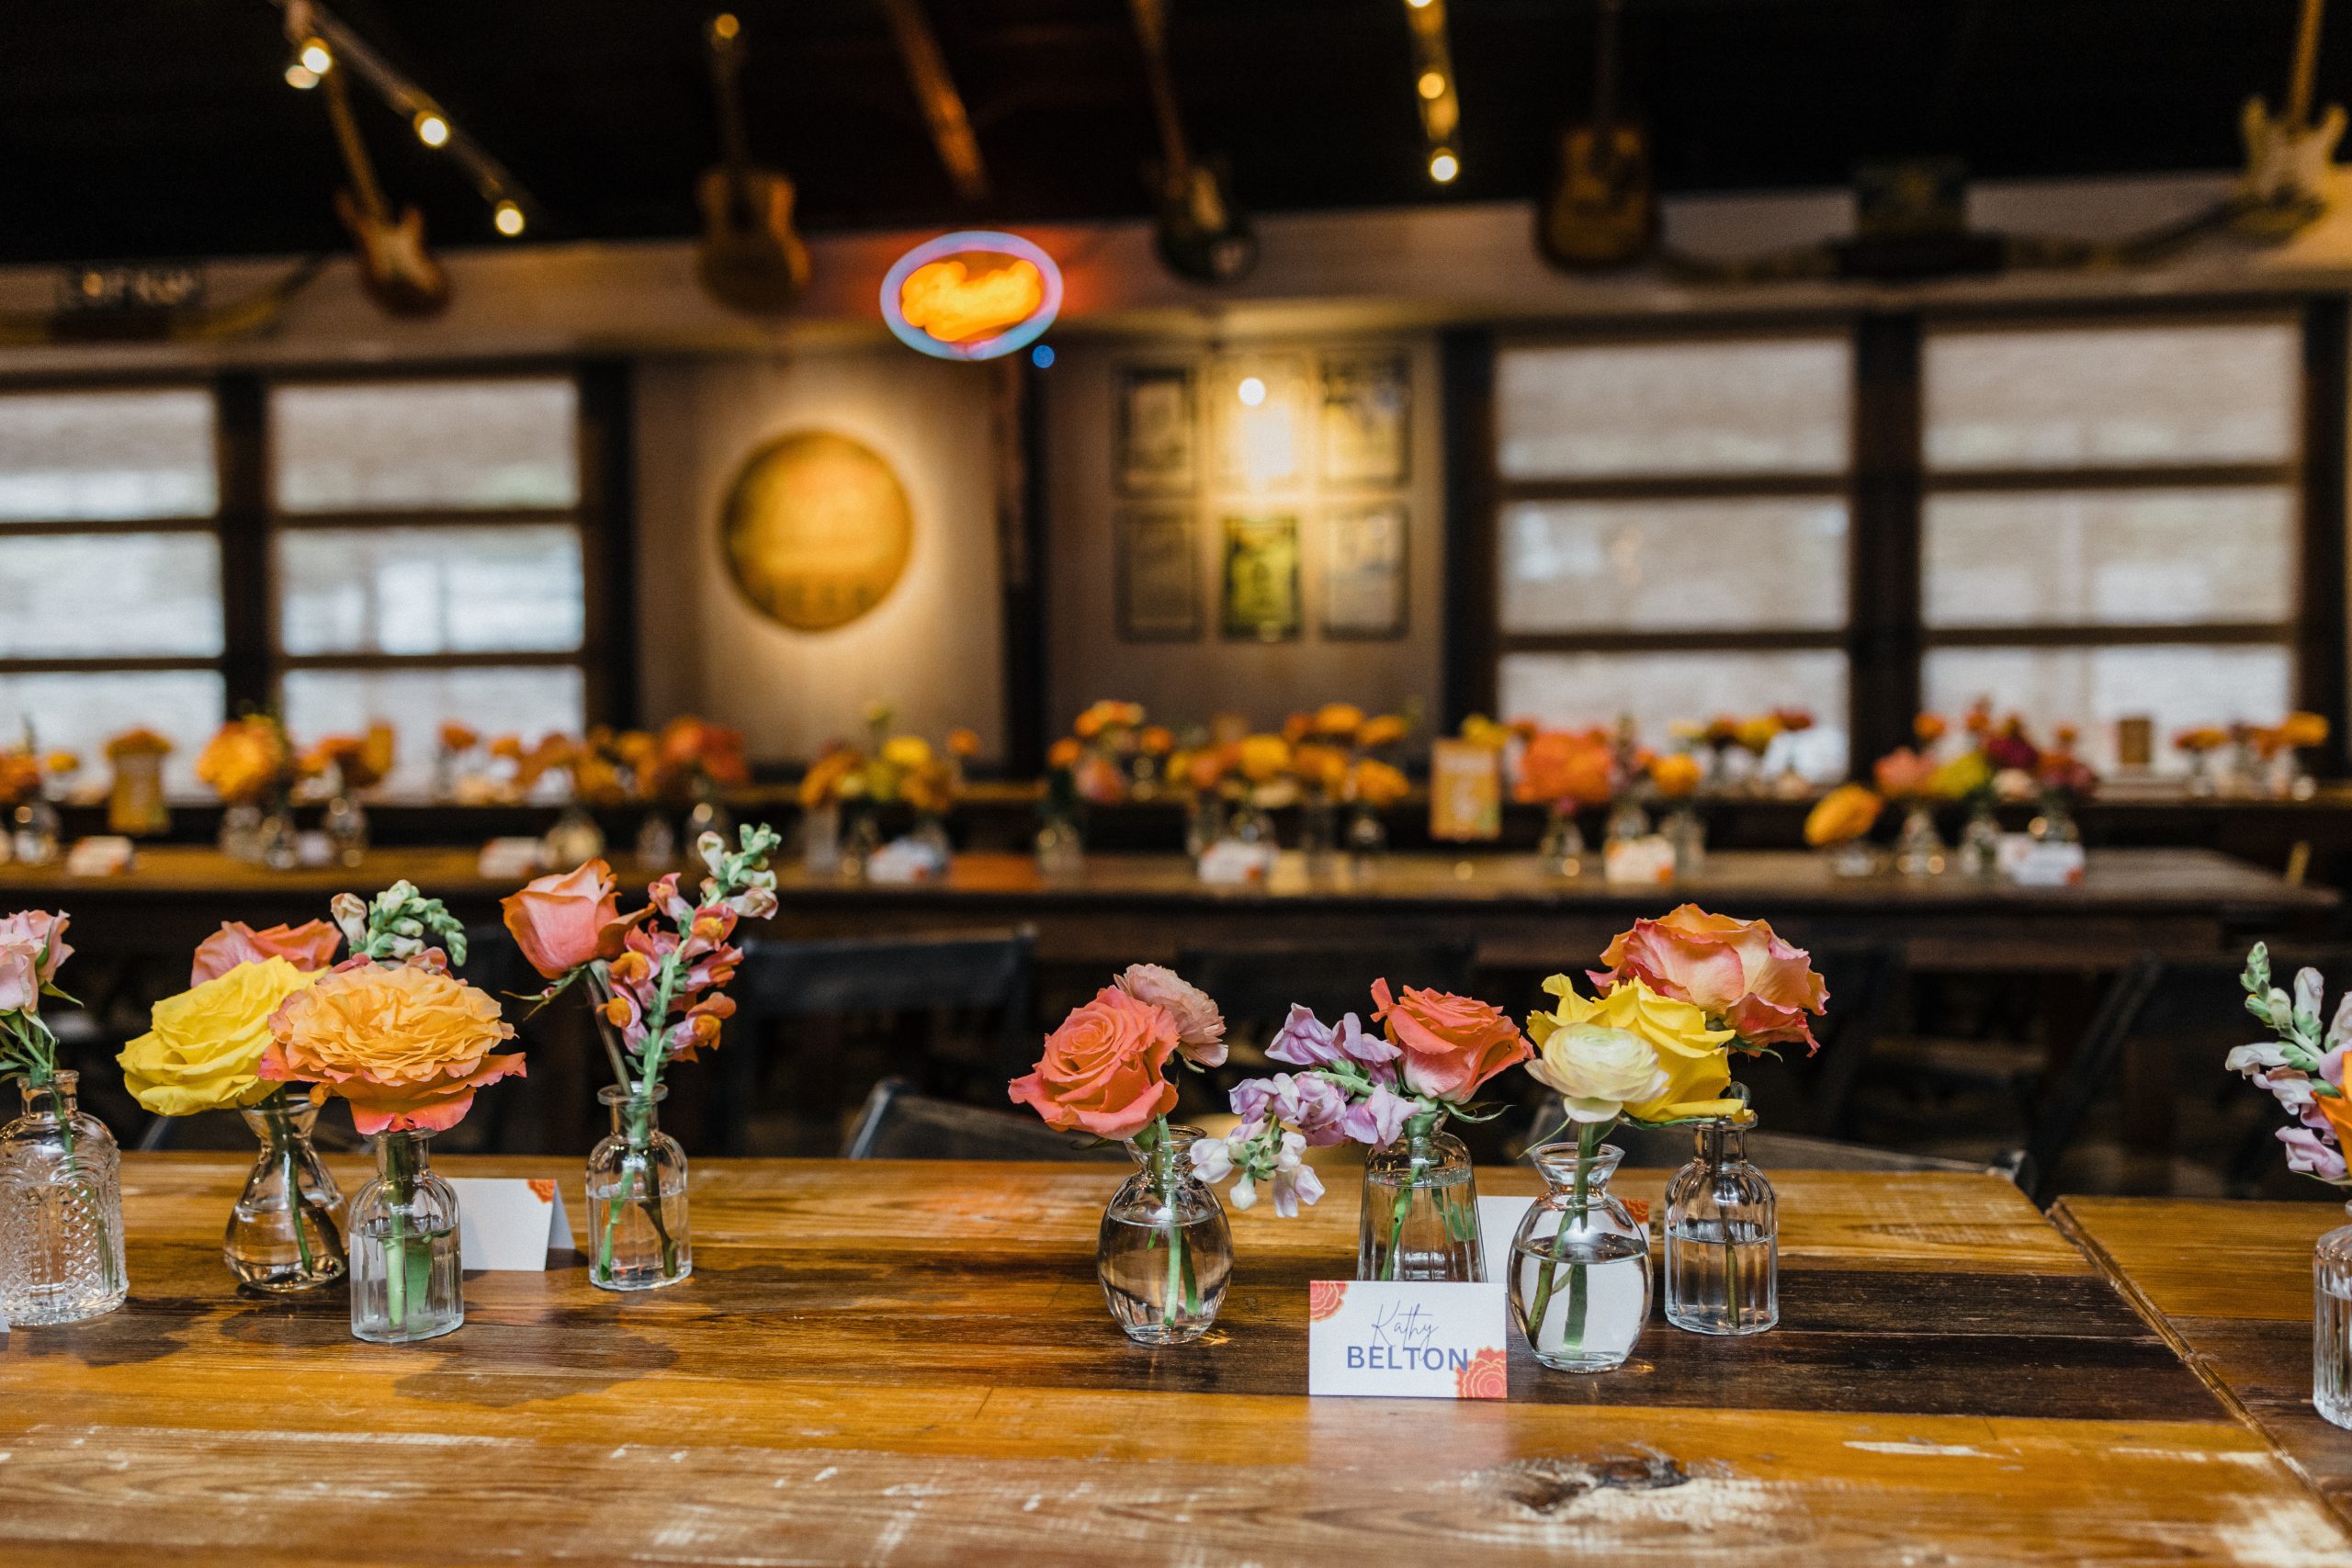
[0,1159,2342,1564]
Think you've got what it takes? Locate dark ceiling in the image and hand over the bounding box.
[2,0,2341,265]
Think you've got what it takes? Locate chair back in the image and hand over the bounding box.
[1736,942,1902,1136]
[843,1076,1128,1162]
[2017,954,2165,1205]
[1535,1115,1997,1174]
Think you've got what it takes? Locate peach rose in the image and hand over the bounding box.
[1008,986,1179,1140]
[262,963,523,1134]
[1596,905,1829,1054]
[1114,964,1227,1067]
[501,859,642,979]
[191,919,343,986]
[1370,977,1531,1101]
[0,910,69,1016]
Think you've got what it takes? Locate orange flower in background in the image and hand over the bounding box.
[1733,714,1782,755]
[502,860,645,980]
[43,751,79,776]
[1774,708,1815,734]
[1597,905,1830,1054]
[1963,699,1995,738]
[262,963,522,1135]
[1281,711,1315,745]
[1649,752,1702,798]
[1516,730,1614,807]
[0,752,39,807]
[798,745,861,807]
[1313,703,1365,739]
[1293,742,1350,793]
[1008,985,1180,1141]
[2280,711,2331,750]
[1371,978,1532,1101]
[1072,700,1144,740]
[1804,784,1883,846]
[1186,747,1234,792]
[1872,747,1938,800]
[438,721,481,753]
[947,728,982,759]
[1238,734,1292,784]
[191,920,342,986]
[1075,752,1128,805]
[106,727,174,760]
[1046,737,1083,771]
[1914,713,1949,746]
[1702,715,1740,747]
[196,716,289,805]
[1347,758,1411,807]
[2174,726,2228,753]
[1138,726,1176,757]
[1358,714,1411,750]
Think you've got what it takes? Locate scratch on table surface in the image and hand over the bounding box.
[810,1465,838,1483]
[2211,1494,2352,1566]
[1844,1440,1990,1458]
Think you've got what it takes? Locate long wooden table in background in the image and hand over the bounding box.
[1,1156,2346,1563]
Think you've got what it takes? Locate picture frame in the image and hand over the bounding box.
[1212,355,1308,492]
[1114,366,1199,495]
[1114,508,1203,641]
[1219,513,1302,641]
[1319,502,1408,639]
[1318,352,1411,488]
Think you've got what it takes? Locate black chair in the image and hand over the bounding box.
[1174,939,1479,1057]
[1736,942,1903,1136]
[842,1076,1126,1161]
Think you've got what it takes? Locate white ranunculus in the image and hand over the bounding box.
[1529,1023,1667,1122]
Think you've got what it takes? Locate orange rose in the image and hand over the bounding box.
[501,859,642,980]
[1008,986,1179,1140]
[262,963,522,1134]
[1872,748,1937,799]
[1314,703,1365,738]
[191,920,343,986]
[1358,715,1410,750]
[1914,713,1949,746]
[1517,730,1614,807]
[1370,978,1531,1101]
[1597,904,1829,1054]
[1648,752,1702,798]
[1348,758,1410,807]
[1046,737,1083,770]
[1804,784,1882,846]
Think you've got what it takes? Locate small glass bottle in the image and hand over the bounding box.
[1661,806,1706,876]
[11,797,62,866]
[587,1084,691,1291]
[1035,811,1085,881]
[1359,1114,1484,1281]
[2315,1205,2352,1430]
[2030,795,2082,846]
[1664,1122,1778,1336]
[225,1095,347,1292]
[1510,1141,1650,1372]
[348,1128,463,1343]
[1186,795,1226,862]
[542,803,605,869]
[841,807,883,880]
[635,811,679,870]
[1345,802,1388,875]
[322,794,368,868]
[258,808,300,872]
[1958,800,2003,875]
[1538,803,1586,877]
[799,804,842,875]
[1894,804,1946,877]
[218,801,264,863]
[0,1072,127,1325]
[1097,1123,1230,1345]
[685,782,734,847]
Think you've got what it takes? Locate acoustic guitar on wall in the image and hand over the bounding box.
[2238,0,2342,236]
[696,12,811,315]
[320,62,449,318]
[1128,0,1257,284]
[1538,0,1657,271]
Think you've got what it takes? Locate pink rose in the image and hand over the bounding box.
[0,910,71,1016]
[191,919,343,985]
[501,859,643,980]
[1369,977,1530,1101]
[1595,905,1829,1054]
[1009,986,1180,1141]
[1114,964,1227,1067]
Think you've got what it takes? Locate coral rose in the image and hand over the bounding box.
[1370,978,1531,1101]
[1596,905,1829,1054]
[1008,986,1180,1140]
[0,909,71,1016]
[121,957,321,1116]
[262,963,523,1135]
[1533,976,1744,1123]
[1114,964,1227,1067]
[191,919,342,986]
[501,859,641,979]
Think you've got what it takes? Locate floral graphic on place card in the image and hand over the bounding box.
[1454,1346,1507,1401]
[1308,1280,1349,1322]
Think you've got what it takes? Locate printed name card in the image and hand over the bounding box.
[63,836,136,877]
[1306,1280,1509,1399]
[450,1178,572,1271]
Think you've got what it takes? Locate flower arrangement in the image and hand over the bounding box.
[797,705,964,818]
[0,910,75,1091]
[303,725,396,797]
[2228,943,2352,1184]
[197,714,306,807]
[1516,728,1619,813]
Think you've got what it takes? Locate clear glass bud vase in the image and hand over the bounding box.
[1510,1141,1650,1371]
[1358,1114,1484,1281]
[2316,1205,2352,1429]
[1097,1123,1231,1345]
[349,1129,462,1343]
[226,1096,347,1292]
[587,1084,691,1291]
[0,1072,127,1325]
[1664,1122,1778,1335]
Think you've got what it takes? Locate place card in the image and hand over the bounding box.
[1603,834,1676,885]
[1306,1280,1509,1399]
[63,836,136,876]
[1196,839,1277,885]
[449,1178,572,1271]
[477,838,546,880]
[1428,739,1501,841]
[2001,836,2086,886]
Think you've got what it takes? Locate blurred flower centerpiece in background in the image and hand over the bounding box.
[1340,709,1413,870]
[0,731,77,866]
[2253,711,2329,801]
[303,723,394,868]
[104,727,173,838]
[797,703,966,882]
[1515,725,1617,877]
[197,713,309,868]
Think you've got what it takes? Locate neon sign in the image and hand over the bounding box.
[880,231,1062,361]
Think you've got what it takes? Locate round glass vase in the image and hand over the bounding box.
[1894,804,1947,877]
[1538,803,1587,877]
[1097,1124,1231,1345]
[0,1072,127,1326]
[1663,1122,1778,1336]
[1958,800,2003,875]
[587,1084,691,1292]
[1358,1115,1484,1281]
[348,1129,463,1344]
[225,1096,347,1292]
[2316,1205,2352,1429]
[1510,1141,1650,1372]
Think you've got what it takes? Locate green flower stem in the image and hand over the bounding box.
[381,1132,414,1334]
[1522,1120,1604,1348]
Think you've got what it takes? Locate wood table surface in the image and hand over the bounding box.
[2,1156,2346,1565]
[2057,1194,2352,1538]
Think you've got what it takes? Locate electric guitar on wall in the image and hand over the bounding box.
[1538,0,1657,271]
[320,61,449,317]
[2239,0,2342,235]
[695,12,812,315]
[1128,0,1257,284]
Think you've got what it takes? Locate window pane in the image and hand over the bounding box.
[1924,322,2298,470]
[1499,498,1848,633]
[1923,645,2292,776]
[0,533,223,656]
[279,525,585,656]
[0,389,216,521]
[281,666,585,795]
[1497,338,1850,479]
[0,671,225,795]
[1924,488,2294,629]
[1498,649,1849,780]
[271,379,579,512]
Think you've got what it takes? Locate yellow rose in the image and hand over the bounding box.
[119,957,322,1116]
[1528,975,1747,1123]
[880,735,934,772]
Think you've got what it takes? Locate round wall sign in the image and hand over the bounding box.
[719,431,912,633]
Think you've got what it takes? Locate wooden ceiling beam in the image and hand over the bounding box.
[874,0,989,203]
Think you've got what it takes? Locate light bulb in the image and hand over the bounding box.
[284,62,320,89]
[1429,149,1460,184]
[1405,0,1433,8]
[414,112,450,148]
[1418,70,1446,100]
[493,200,526,237]
[300,39,333,74]
[1237,376,1267,408]
[712,12,741,39]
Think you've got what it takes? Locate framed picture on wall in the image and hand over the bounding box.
[1320,502,1408,639]
[1220,513,1302,641]
[1115,366,1199,495]
[1114,508,1202,641]
[1318,353,1410,488]
[1211,355,1308,492]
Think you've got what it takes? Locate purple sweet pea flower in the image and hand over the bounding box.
[1266,1005,1341,1068]
[1339,1083,1413,1148]
[1331,1010,1399,1066]
[2280,1123,2351,1183]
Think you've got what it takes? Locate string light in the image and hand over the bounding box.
[413,111,449,147]
[299,38,334,74]
[1429,148,1460,183]
[1237,375,1268,407]
[1418,70,1446,100]
[1403,0,1461,188]
[493,199,526,237]
[284,62,320,89]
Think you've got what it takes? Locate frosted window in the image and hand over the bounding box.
[1500,499,1848,633]
[272,379,579,512]
[1924,645,2292,776]
[281,666,585,795]
[279,525,584,656]
[1498,650,1849,780]
[1497,339,1851,479]
[0,533,223,656]
[0,671,224,795]
[1924,489,2293,628]
[1924,322,2298,470]
[0,389,216,521]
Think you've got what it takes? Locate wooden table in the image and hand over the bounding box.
[2,1156,2346,1564]
[2059,1194,2352,1536]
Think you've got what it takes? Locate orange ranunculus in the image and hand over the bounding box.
[1186,747,1233,792]
[438,721,481,752]
[1138,726,1175,758]
[1516,730,1614,807]
[1370,978,1531,1101]
[1046,737,1083,771]
[947,728,982,759]
[2281,711,2331,750]
[798,746,860,808]
[1313,703,1365,739]
[1597,905,1830,1054]
[1293,742,1350,794]
[502,859,643,980]
[1914,712,1949,746]
[2174,726,2227,753]
[1804,784,1883,846]
[1348,758,1411,807]
[190,920,342,987]
[1358,714,1410,750]
[1649,752,1702,798]
[1007,986,1180,1140]
[1281,711,1315,745]
[262,963,522,1135]
[1238,734,1292,784]
[195,717,288,806]
[1872,747,1938,800]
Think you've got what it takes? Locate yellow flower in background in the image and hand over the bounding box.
[1458,714,1510,750]
[1528,976,1745,1123]
[1358,714,1411,750]
[880,735,933,772]
[1926,750,1992,800]
[1238,734,1292,783]
[1348,758,1411,807]
[1649,752,1702,798]
[119,957,322,1117]
[1734,714,1783,755]
[1313,703,1365,738]
[1804,783,1883,846]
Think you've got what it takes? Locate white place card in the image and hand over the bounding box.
[450,1178,572,1271]
[1306,1280,1509,1399]
[63,836,136,876]
[1603,835,1676,886]
[477,837,546,880]
[1478,1194,1535,1283]
[2004,839,2086,887]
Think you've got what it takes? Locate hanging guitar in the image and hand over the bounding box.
[1538,0,1657,271]
[1128,0,1257,284]
[318,57,449,318]
[2238,0,2342,236]
[696,12,811,315]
